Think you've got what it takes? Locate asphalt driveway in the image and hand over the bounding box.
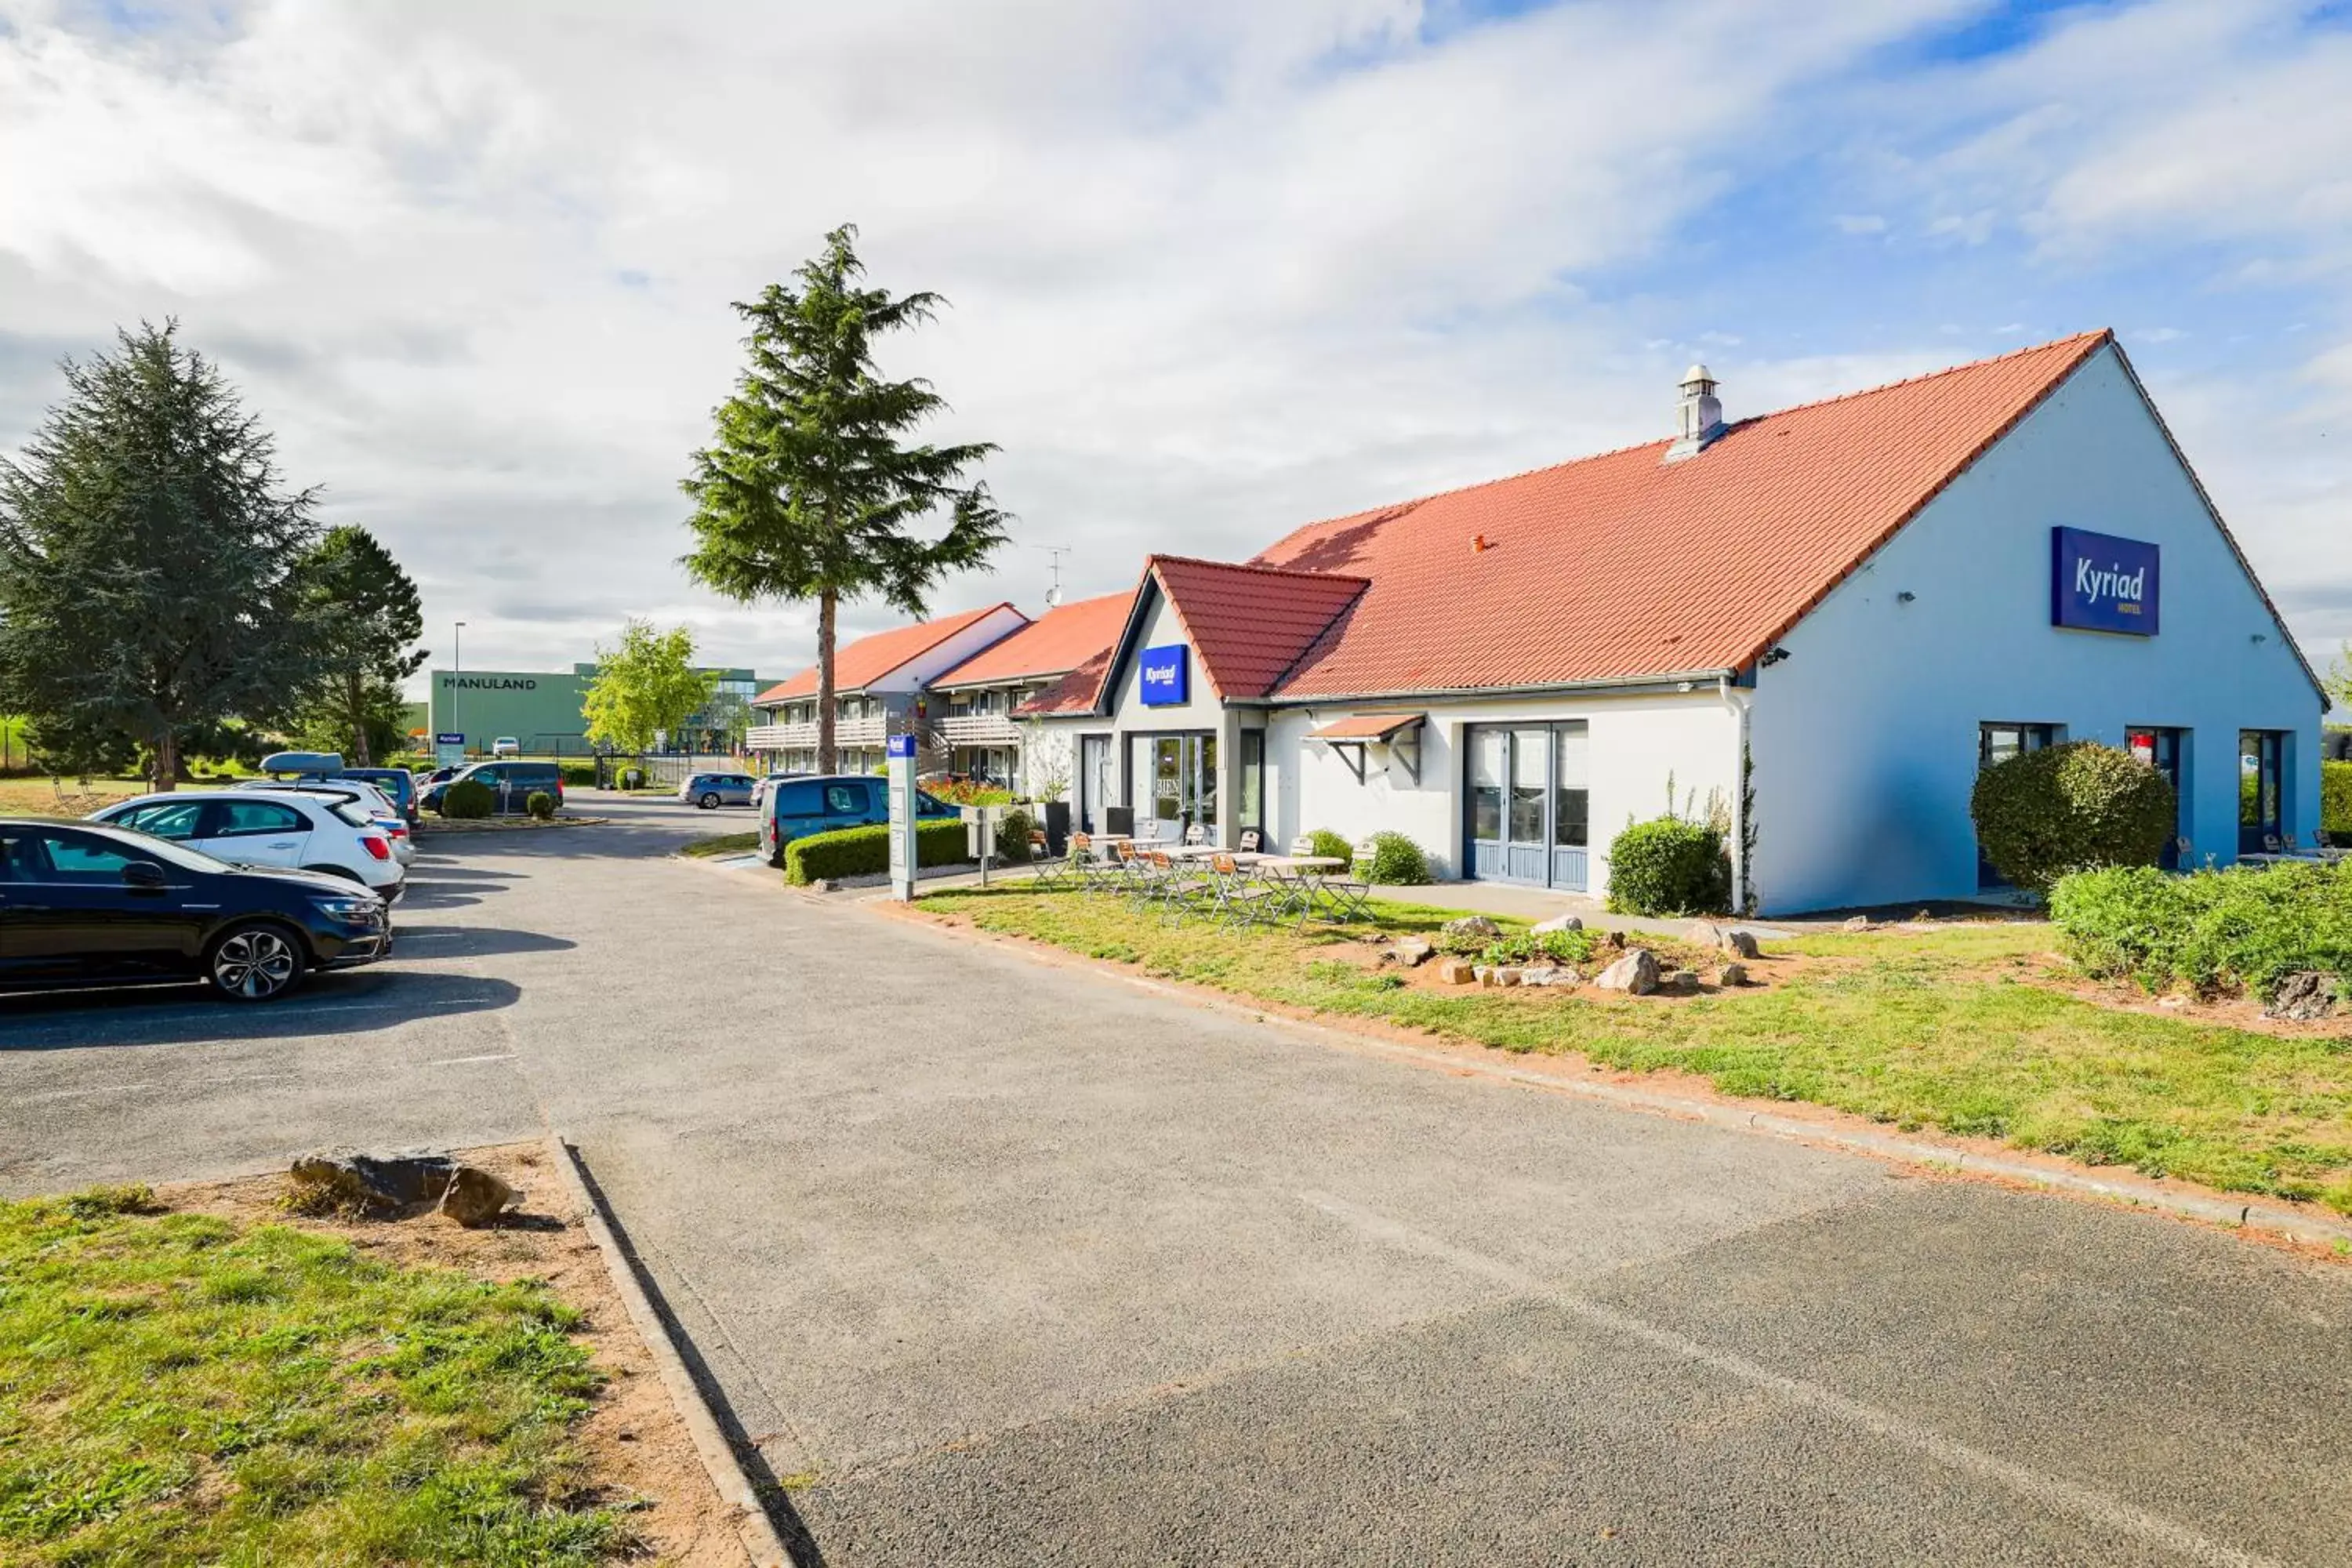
[3,796,2347,1566]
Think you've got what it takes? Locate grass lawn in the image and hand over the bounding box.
[920,886,2352,1215]
[0,1185,637,1566]
[0,776,153,818]
[680,830,760,859]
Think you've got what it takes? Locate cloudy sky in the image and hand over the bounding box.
[2,0,2347,689]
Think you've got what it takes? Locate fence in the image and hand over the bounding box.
[597,752,747,789]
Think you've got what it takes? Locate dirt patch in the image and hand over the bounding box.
[158,1142,753,1568]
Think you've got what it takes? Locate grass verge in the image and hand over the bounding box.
[0,1185,638,1566]
[920,887,2352,1214]
[680,830,760,859]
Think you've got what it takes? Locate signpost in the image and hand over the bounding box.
[435,731,466,769]
[887,733,918,902]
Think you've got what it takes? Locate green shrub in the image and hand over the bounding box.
[525,790,555,820]
[1479,928,1597,967]
[928,779,1016,807]
[2051,858,2352,1000]
[784,818,969,885]
[2324,760,2352,843]
[1305,828,1353,864]
[1971,740,2174,892]
[997,806,1036,862]
[439,778,493,819]
[561,761,597,787]
[1606,817,1730,916]
[1360,830,1430,885]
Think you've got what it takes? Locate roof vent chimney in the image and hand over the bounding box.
[1664,363,1724,463]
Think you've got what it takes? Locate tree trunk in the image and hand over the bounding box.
[347,671,372,766]
[152,728,179,793]
[816,587,837,775]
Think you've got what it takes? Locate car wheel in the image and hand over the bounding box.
[205,921,306,1003]
[699,793,720,809]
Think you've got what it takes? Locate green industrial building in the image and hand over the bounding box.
[426,666,771,757]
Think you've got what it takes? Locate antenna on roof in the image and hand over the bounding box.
[1036,544,1070,608]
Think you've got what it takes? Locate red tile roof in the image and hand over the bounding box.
[1252,332,2114,699]
[1149,556,1369,699]
[755,602,1020,704]
[931,590,1132,689]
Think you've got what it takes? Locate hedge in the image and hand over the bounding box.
[2050,858,2352,1000]
[2325,760,2352,841]
[1971,740,2173,892]
[784,818,971,885]
[1606,817,1731,916]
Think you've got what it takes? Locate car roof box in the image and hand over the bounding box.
[260,750,344,775]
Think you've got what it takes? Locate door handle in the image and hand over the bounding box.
[268,840,297,849]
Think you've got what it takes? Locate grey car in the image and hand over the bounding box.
[679,771,757,809]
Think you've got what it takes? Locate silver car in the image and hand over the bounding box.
[678,771,757,809]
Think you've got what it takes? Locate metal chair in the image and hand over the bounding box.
[1238,828,1264,853]
[1312,838,1376,923]
[1182,822,1207,847]
[1029,829,1065,888]
[1207,852,1279,928]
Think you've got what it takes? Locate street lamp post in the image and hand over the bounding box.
[452,622,466,755]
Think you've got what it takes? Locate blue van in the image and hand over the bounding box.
[759,774,956,867]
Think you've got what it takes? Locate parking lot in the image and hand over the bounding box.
[5,794,2351,1566]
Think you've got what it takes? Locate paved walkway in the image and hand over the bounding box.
[3,796,2347,1566]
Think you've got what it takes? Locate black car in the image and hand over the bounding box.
[0,820,392,1003]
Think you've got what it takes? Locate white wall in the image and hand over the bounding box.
[1272,691,1740,884]
[1750,341,2324,914]
[868,605,1030,696]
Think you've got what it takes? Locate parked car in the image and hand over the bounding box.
[0,819,390,1002]
[91,790,405,899]
[339,767,420,827]
[679,771,758,810]
[231,779,416,866]
[757,773,956,867]
[491,736,521,757]
[418,760,564,816]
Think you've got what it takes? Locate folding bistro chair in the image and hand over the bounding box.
[1182,822,1207,847]
[1207,852,1279,928]
[1029,829,1065,888]
[1317,839,1377,924]
[1238,828,1265,853]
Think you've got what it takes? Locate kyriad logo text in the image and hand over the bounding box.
[2052,527,2160,637]
[1138,644,1189,706]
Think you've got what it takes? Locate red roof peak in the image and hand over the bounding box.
[754,601,1020,705]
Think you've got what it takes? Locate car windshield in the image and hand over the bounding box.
[80,822,234,873]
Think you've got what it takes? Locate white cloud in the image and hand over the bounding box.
[0,0,2346,676]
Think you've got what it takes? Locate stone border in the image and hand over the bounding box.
[881,906,2352,1251]
[543,1133,794,1568]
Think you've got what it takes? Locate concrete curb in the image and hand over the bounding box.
[543,1133,794,1568]
[884,907,2352,1251]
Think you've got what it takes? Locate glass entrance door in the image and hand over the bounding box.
[2239,729,2284,854]
[1078,735,1111,833]
[1134,733,1217,837]
[1465,722,1589,890]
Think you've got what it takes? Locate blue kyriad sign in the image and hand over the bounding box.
[2052,526,2159,636]
[1138,644,1189,706]
[887,733,917,758]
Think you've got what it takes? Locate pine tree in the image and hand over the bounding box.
[0,322,328,788]
[681,223,1009,774]
[296,524,426,766]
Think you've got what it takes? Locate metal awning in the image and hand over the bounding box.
[1310,712,1425,783]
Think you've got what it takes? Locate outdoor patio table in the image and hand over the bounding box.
[1255,855,1347,921]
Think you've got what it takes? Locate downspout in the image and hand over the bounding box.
[1720,674,1753,916]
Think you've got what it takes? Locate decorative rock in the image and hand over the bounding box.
[1472,964,1493,984]
[289,1147,459,1211]
[1494,967,1523,988]
[2157,995,2189,1010]
[437,1165,521,1228]
[1439,915,1501,947]
[1668,968,1700,993]
[2264,971,2337,1022]
[1381,937,1435,967]
[1720,928,1762,959]
[1531,913,1584,935]
[1432,956,1476,984]
[1606,929,1627,950]
[1716,961,1749,987]
[1595,949,1660,996]
[1524,966,1583,988]
[1840,915,1874,932]
[1689,920,1726,947]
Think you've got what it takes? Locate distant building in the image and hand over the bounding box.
[426,664,778,757]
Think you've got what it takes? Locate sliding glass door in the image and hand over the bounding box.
[1465,722,1589,890]
[1130,732,1218,837]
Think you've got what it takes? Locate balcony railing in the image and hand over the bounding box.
[745,715,891,750]
[937,712,1022,746]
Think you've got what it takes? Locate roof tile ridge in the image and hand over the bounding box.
[1251,329,2115,554]
[1149,552,1370,587]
